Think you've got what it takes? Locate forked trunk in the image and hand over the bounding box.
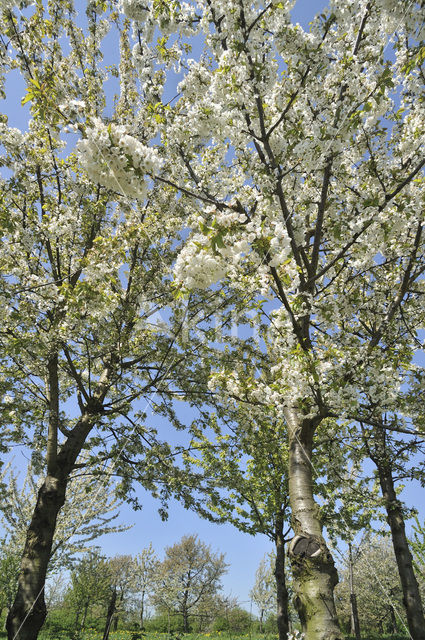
[274,526,289,640]
[378,465,425,640]
[6,474,67,640]
[6,403,99,640]
[285,408,342,640]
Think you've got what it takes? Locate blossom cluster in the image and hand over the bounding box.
[121,0,198,37]
[121,0,149,22]
[174,233,227,290]
[76,119,162,199]
[0,0,34,10]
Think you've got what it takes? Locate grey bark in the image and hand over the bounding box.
[378,465,425,640]
[6,413,94,640]
[5,474,67,640]
[285,408,342,640]
[5,353,65,640]
[6,365,111,640]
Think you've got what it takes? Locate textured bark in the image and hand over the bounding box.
[285,408,342,640]
[6,364,111,640]
[378,465,425,640]
[6,475,67,640]
[274,526,289,640]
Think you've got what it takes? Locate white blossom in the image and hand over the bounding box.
[76,119,162,199]
[120,0,149,22]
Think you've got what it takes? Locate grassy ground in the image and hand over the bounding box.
[0,632,411,640]
[37,633,274,640]
[36,633,411,640]
[0,632,271,640]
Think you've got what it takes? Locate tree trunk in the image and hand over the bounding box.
[103,588,117,640]
[348,543,361,640]
[6,474,67,640]
[140,590,145,629]
[183,608,189,633]
[182,588,189,633]
[274,524,289,640]
[378,464,425,640]
[80,602,89,635]
[6,363,109,640]
[388,605,397,633]
[259,609,263,633]
[285,408,342,640]
[113,592,123,632]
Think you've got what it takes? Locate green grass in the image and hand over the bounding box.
[38,633,270,640]
[36,633,275,640]
[34,632,411,640]
[0,631,410,640]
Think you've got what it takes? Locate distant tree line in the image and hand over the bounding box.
[2,526,425,639]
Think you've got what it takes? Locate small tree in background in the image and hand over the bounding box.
[410,515,425,580]
[250,553,276,633]
[335,536,407,634]
[0,542,21,622]
[152,535,228,633]
[66,552,111,638]
[102,555,139,640]
[0,462,129,575]
[134,544,159,629]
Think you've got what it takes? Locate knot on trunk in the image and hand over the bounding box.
[289,534,339,591]
[44,476,60,493]
[289,534,322,559]
[41,475,66,507]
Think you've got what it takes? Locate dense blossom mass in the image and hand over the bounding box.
[76,120,162,199]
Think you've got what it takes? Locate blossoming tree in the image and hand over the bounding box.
[0,2,207,639]
[126,0,424,637]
